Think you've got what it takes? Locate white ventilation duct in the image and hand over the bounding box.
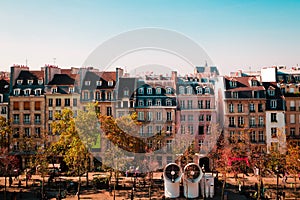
[163,163,182,198]
[183,163,203,198]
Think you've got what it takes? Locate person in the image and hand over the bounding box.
[9,176,13,187]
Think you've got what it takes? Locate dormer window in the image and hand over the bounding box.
[166,99,172,106]
[179,86,185,94]
[14,89,20,96]
[38,79,43,85]
[196,87,202,94]
[0,94,3,103]
[96,81,102,86]
[17,80,23,85]
[35,89,42,96]
[138,100,144,106]
[85,81,91,86]
[268,89,275,96]
[233,92,238,98]
[186,86,193,94]
[27,80,33,85]
[251,80,257,86]
[205,87,210,94]
[138,88,144,94]
[156,87,161,94]
[51,87,57,93]
[147,88,152,94]
[166,87,172,94]
[229,80,237,88]
[123,89,129,96]
[69,87,75,93]
[108,81,113,86]
[24,89,31,96]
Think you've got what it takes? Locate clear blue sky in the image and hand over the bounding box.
[0,0,299,75]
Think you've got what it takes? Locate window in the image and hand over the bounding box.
[268,89,275,96]
[196,87,202,94]
[65,98,70,107]
[24,128,30,138]
[17,80,23,85]
[147,99,152,106]
[167,112,172,121]
[249,103,255,112]
[123,101,128,108]
[106,107,112,116]
[167,156,173,164]
[13,114,19,124]
[207,125,211,134]
[179,86,184,94]
[229,117,235,127]
[166,87,172,94]
[138,88,144,94]
[156,125,162,135]
[199,139,204,148]
[49,110,53,120]
[69,87,74,93]
[147,112,153,121]
[108,81,113,86]
[259,131,264,142]
[198,100,203,109]
[0,95,2,103]
[48,99,53,106]
[206,115,212,121]
[250,117,256,127]
[147,88,152,94]
[156,87,161,94]
[13,89,20,96]
[270,100,277,108]
[35,89,42,96]
[166,126,172,134]
[147,126,153,135]
[186,86,193,95]
[96,81,102,86]
[232,92,238,98]
[180,115,186,121]
[35,114,41,124]
[166,99,172,106]
[180,100,185,109]
[166,140,172,152]
[38,79,43,85]
[290,128,295,137]
[1,106,7,114]
[26,80,33,85]
[156,112,162,121]
[188,125,194,134]
[139,126,144,137]
[155,99,161,106]
[271,128,277,138]
[138,112,144,121]
[205,87,210,94]
[13,102,19,110]
[35,128,41,138]
[237,104,243,112]
[229,80,236,88]
[83,91,89,100]
[206,100,211,109]
[187,100,193,109]
[138,100,144,106]
[123,89,129,96]
[24,89,31,96]
[258,103,263,112]
[238,117,244,126]
[290,100,296,111]
[35,102,41,110]
[199,115,204,121]
[56,98,61,106]
[73,98,77,107]
[229,103,234,113]
[198,126,204,135]
[95,91,101,100]
[85,81,91,86]
[51,87,57,93]
[107,92,112,100]
[259,116,264,126]
[250,131,256,142]
[290,114,295,124]
[188,115,193,121]
[24,102,30,110]
[271,113,277,122]
[181,125,186,134]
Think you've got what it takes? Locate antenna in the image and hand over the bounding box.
[25,58,28,66]
[53,58,56,65]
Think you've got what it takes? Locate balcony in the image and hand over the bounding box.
[13,120,19,124]
[34,120,41,124]
[258,123,264,127]
[23,120,31,124]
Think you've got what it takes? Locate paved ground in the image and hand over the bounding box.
[0,172,299,199]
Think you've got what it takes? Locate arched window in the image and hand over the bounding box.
[205,87,210,94]
[196,86,202,94]
[186,86,193,94]
[166,99,172,106]
[179,86,185,94]
[156,87,161,94]
[166,87,172,94]
[138,88,144,94]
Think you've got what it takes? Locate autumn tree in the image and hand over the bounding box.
[0,116,10,149]
[285,142,300,191]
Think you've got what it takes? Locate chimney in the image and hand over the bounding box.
[116,67,124,81]
[9,65,29,93]
[44,65,61,84]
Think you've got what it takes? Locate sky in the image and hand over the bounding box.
[0,0,299,75]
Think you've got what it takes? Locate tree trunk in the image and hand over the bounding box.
[86,171,89,187]
[77,174,81,200]
[257,175,261,200]
[221,173,226,200]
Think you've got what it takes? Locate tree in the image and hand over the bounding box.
[50,108,90,200]
[0,116,10,149]
[285,142,300,191]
